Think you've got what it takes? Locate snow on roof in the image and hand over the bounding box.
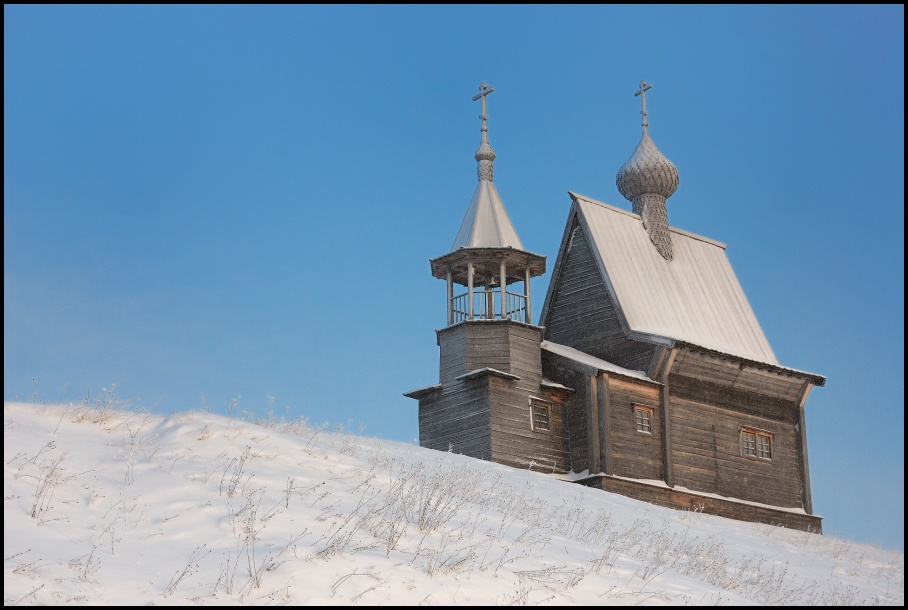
[455,367,521,381]
[541,379,575,392]
[570,192,779,366]
[541,340,655,383]
[402,383,442,399]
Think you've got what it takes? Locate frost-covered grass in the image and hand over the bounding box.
[4,397,903,605]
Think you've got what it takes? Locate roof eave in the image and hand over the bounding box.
[673,340,826,387]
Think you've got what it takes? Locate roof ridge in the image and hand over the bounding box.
[568,191,726,249]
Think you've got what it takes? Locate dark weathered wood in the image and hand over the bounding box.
[606,376,663,481]
[588,375,601,474]
[673,340,825,388]
[672,349,809,399]
[486,331,571,473]
[579,475,822,533]
[597,373,611,475]
[669,373,798,424]
[661,349,677,488]
[545,363,592,474]
[541,220,657,371]
[795,382,814,514]
[468,261,474,318]
[437,324,467,383]
[669,391,803,508]
[525,267,533,323]
[447,269,454,326]
[418,378,491,460]
[427,319,573,473]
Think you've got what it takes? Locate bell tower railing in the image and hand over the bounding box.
[451,288,528,324]
[435,249,543,327]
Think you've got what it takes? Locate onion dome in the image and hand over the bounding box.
[616,130,679,201]
[616,81,679,261]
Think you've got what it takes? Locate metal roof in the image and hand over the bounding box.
[570,192,779,366]
[451,180,524,251]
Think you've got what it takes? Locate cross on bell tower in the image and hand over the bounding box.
[406,83,552,469]
[473,82,494,134]
[429,82,546,326]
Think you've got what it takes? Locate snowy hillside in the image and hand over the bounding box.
[4,399,903,606]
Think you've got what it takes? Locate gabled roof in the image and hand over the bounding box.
[450,180,524,250]
[553,192,779,366]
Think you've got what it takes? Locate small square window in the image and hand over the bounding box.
[741,429,771,460]
[756,434,771,459]
[530,400,551,432]
[634,406,653,434]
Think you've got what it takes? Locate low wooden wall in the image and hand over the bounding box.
[576,475,822,533]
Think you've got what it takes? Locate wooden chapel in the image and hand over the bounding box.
[405,81,825,532]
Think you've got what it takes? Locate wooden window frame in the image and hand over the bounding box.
[740,427,772,461]
[632,404,655,435]
[529,398,553,434]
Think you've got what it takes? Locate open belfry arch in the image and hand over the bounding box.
[430,83,545,327]
[406,81,826,532]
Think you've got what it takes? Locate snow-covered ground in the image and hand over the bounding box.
[4,399,903,605]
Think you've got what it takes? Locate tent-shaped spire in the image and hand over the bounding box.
[450,82,523,251]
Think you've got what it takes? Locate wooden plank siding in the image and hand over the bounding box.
[438,324,468,384]
[427,320,574,472]
[542,221,656,372]
[488,377,570,473]
[579,475,822,533]
[438,320,545,382]
[540,359,592,474]
[668,368,804,509]
[670,374,798,424]
[671,349,807,402]
[418,380,491,459]
[487,324,571,473]
[606,376,664,481]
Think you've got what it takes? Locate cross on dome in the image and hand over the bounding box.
[635,80,653,130]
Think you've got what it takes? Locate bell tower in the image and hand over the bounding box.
[405,83,568,471]
[430,82,546,330]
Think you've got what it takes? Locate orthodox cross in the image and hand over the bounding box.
[635,80,653,129]
[472,82,495,134]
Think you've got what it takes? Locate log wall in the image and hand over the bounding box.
[418,380,491,459]
[542,222,656,371]
[606,376,664,481]
[668,366,804,509]
[578,475,822,532]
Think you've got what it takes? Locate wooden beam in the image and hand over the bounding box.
[661,348,677,488]
[525,267,532,324]
[598,373,612,475]
[588,375,601,474]
[467,261,474,320]
[446,268,453,326]
[646,345,670,380]
[795,381,814,514]
[500,259,507,320]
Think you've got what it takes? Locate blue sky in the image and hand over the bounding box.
[4,5,903,550]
